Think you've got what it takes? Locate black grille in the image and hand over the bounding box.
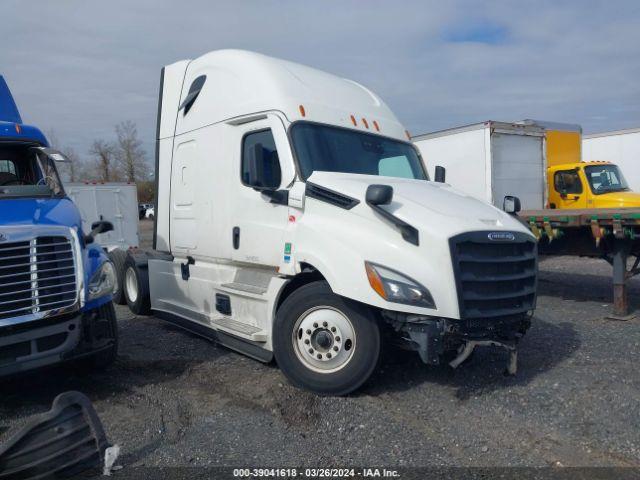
[450,231,537,320]
[0,236,77,320]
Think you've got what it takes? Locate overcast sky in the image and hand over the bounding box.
[1,0,639,162]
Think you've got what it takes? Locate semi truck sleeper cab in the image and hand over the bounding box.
[122,50,537,395]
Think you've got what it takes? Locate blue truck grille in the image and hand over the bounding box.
[0,236,77,320]
[449,231,537,321]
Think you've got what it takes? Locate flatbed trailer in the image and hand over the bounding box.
[518,208,640,317]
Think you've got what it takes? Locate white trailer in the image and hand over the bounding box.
[583,127,640,191]
[121,50,537,395]
[66,182,139,250]
[66,182,140,305]
[412,121,546,210]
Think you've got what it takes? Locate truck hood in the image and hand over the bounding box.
[593,191,640,208]
[306,171,530,236]
[293,172,534,319]
[0,197,83,231]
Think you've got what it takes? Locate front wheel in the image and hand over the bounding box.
[273,281,380,396]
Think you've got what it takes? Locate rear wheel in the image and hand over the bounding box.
[124,256,151,315]
[107,249,127,305]
[273,281,380,396]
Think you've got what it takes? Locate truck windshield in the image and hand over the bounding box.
[0,145,64,198]
[290,122,427,181]
[584,164,629,194]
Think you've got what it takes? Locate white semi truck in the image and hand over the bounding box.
[122,50,537,395]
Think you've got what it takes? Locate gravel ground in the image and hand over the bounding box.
[1,220,639,471]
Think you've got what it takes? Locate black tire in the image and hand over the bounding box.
[273,281,380,396]
[123,256,152,316]
[91,302,118,369]
[108,249,128,305]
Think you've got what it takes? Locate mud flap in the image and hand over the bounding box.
[0,391,108,479]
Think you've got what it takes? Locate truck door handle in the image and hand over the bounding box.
[181,256,195,281]
[232,227,240,250]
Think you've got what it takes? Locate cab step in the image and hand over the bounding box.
[211,316,267,342]
[220,282,267,295]
[220,267,274,296]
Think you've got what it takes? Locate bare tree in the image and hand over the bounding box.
[115,121,149,182]
[45,128,61,150]
[89,139,117,182]
[45,129,87,182]
[56,147,84,182]
[64,147,83,182]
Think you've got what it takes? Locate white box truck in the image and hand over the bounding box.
[121,50,537,395]
[66,182,139,304]
[583,127,640,192]
[66,182,139,251]
[412,121,547,210]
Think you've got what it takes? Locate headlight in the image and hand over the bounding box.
[88,261,116,300]
[365,261,435,308]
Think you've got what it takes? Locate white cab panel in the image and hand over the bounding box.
[170,140,197,250]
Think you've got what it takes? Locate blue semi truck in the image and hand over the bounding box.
[0,75,118,376]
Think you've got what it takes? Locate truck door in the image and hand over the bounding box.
[491,132,545,210]
[169,140,198,250]
[231,115,295,267]
[550,168,587,209]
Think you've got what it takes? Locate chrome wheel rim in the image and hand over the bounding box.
[292,306,356,373]
[125,267,138,303]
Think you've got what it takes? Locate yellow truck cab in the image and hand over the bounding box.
[532,120,640,209]
[547,160,640,209]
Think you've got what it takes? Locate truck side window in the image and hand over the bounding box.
[554,170,582,194]
[241,129,281,189]
[0,159,17,174]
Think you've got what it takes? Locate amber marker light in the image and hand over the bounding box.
[350,115,357,126]
[373,120,380,131]
[362,118,369,129]
[365,262,387,300]
[299,105,306,117]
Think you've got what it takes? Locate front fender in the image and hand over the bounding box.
[291,200,458,318]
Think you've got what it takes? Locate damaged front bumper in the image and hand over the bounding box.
[382,311,531,375]
[0,305,115,377]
